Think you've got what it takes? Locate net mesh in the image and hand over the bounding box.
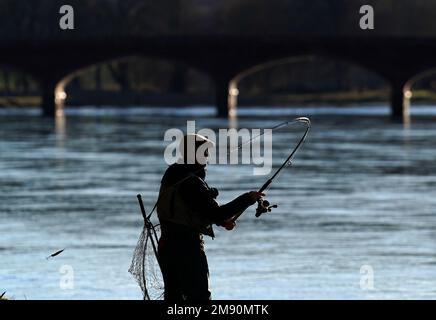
[128,220,164,300]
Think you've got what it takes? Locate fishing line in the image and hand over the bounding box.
[233,116,311,220]
[228,121,291,155]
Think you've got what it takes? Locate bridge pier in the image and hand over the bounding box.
[41,79,65,117]
[390,80,411,123]
[215,77,238,118]
[41,81,56,117]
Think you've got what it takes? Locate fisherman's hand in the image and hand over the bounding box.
[222,218,236,231]
[248,191,265,204]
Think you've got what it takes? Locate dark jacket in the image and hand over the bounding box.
[157,163,254,238]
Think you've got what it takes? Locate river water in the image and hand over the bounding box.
[1,105,436,300]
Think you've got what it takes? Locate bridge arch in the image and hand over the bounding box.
[216,54,390,118]
[43,54,214,117]
[400,67,436,118]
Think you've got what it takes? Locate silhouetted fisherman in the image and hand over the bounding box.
[157,134,263,301]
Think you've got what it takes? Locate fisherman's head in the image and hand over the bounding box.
[178,133,214,167]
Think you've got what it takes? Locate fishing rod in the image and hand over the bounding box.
[233,117,311,221]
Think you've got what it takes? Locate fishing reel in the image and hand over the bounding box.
[255,198,278,217]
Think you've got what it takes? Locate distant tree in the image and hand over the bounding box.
[107,61,130,91]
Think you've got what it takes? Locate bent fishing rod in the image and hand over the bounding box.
[233,116,311,222]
